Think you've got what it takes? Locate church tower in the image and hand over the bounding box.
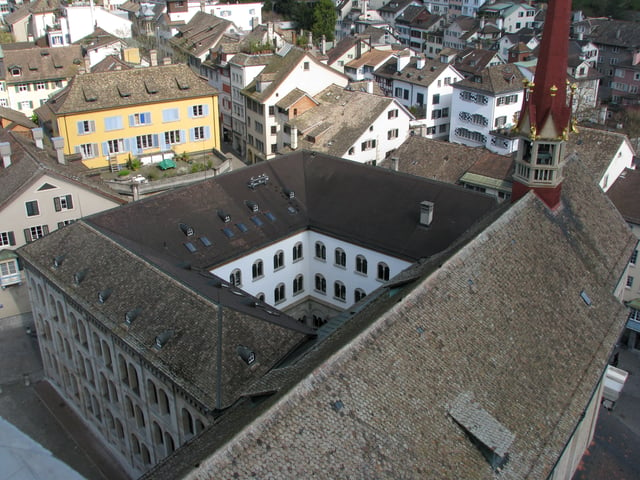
[511,0,576,209]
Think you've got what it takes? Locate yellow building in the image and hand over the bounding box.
[36,64,220,169]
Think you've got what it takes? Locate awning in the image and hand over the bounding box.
[158,158,176,170]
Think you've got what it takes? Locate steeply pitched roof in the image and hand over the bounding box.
[89,55,134,73]
[169,11,235,58]
[375,56,456,87]
[454,63,526,95]
[607,168,640,225]
[0,106,37,129]
[142,154,635,480]
[38,64,217,116]
[289,84,400,157]
[1,46,83,84]
[75,27,124,50]
[453,48,503,76]
[580,18,640,49]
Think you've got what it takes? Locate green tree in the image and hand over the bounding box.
[312,0,336,42]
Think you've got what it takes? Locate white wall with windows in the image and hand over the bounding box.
[209,230,411,313]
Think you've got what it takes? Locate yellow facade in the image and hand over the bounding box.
[57,96,220,169]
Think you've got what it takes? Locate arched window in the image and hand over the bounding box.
[377,262,390,281]
[315,241,326,260]
[147,379,158,405]
[101,340,112,370]
[335,248,346,267]
[274,283,285,303]
[182,408,195,436]
[355,255,368,275]
[315,274,326,294]
[252,259,264,279]
[230,268,241,287]
[128,363,140,395]
[165,432,175,454]
[159,388,171,415]
[78,320,88,347]
[115,418,125,440]
[152,421,164,445]
[355,288,366,303]
[117,354,128,384]
[273,250,284,270]
[334,281,346,301]
[292,242,303,261]
[293,274,303,295]
[257,292,265,302]
[135,405,146,428]
[131,433,141,455]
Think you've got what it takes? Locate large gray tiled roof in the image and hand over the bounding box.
[0,45,83,84]
[289,84,400,157]
[454,63,526,94]
[144,155,635,479]
[607,168,640,225]
[375,56,454,87]
[38,64,217,115]
[169,11,234,58]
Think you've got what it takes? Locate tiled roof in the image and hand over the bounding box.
[580,18,640,49]
[326,36,359,65]
[607,168,640,225]
[169,11,234,58]
[379,0,415,14]
[0,106,37,129]
[29,0,61,14]
[454,63,526,94]
[454,48,503,76]
[143,154,635,480]
[75,27,124,50]
[289,84,399,157]
[89,54,134,73]
[375,56,454,87]
[0,129,123,210]
[1,46,83,84]
[38,64,217,115]
[380,135,505,184]
[274,88,315,110]
[345,48,395,69]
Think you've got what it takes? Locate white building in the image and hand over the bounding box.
[374,52,464,139]
[449,63,526,153]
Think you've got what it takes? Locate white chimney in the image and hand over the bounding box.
[419,201,434,227]
[321,35,326,55]
[291,125,298,150]
[84,55,91,72]
[366,79,373,93]
[391,156,399,171]
[52,137,66,165]
[396,51,411,72]
[150,49,158,66]
[416,54,425,70]
[0,142,11,167]
[32,128,44,149]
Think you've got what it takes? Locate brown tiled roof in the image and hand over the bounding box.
[0,106,37,129]
[89,55,134,73]
[380,135,503,184]
[375,56,456,87]
[75,27,124,50]
[38,64,217,116]
[454,48,504,77]
[454,63,526,94]
[607,168,640,225]
[169,11,234,58]
[143,155,635,480]
[1,46,83,84]
[345,48,395,69]
[326,36,358,65]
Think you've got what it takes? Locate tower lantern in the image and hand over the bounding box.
[511,0,575,209]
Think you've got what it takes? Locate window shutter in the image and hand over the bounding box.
[189,128,195,142]
[123,138,131,152]
[57,222,64,229]
[152,134,159,147]
[29,101,33,108]
[180,130,186,144]
[42,225,49,235]
[128,114,135,126]
[77,121,83,134]
[8,231,15,246]
[89,120,95,132]
[54,196,61,212]
[66,195,73,209]
[188,106,194,119]
[24,228,32,243]
[204,126,210,140]
[203,104,209,116]
[145,112,151,123]
[102,142,109,156]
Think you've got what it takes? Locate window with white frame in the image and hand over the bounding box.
[54,194,73,211]
[0,231,16,246]
[79,143,98,158]
[25,200,39,217]
[293,274,303,295]
[292,242,303,262]
[274,283,285,304]
[361,139,376,151]
[631,249,638,265]
[17,83,28,92]
[627,276,634,288]
[252,259,264,279]
[315,274,326,294]
[354,288,366,303]
[273,250,284,270]
[0,99,7,107]
[164,130,182,145]
[315,241,326,260]
[25,225,48,242]
[108,139,124,154]
[355,254,368,275]
[334,281,346,301]
[0,259,19,283]
[77,120,95,134]
[36,82,46,90]
[388,109,398,119]
[136,135,153,150]
[377,262,390,281]
[130,112,151,126]
[193,126,206,140]
[335,248,346,267]
[230,269,241,287]
[388,129,399,139]
[494,116,507,128]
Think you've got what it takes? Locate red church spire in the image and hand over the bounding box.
[511,0,575,209]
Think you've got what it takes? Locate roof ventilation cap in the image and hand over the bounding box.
[179,222,195,237]
[53,255,65,269]
[246,200,259,212]
[155,330,174,349]
[247,173,270,189]
[237,345,256,365]
[98,288,112,303]
[124,308,141,325]
[73,269,87,285]
[283,188,295,199]
[217,210,231,223]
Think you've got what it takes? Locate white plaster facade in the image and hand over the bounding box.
[65,5,132,43]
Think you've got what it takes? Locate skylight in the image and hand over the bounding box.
[250,215,264,227]
[236,223,248,233]
[184,242,197,253]
[222,227,235,238]
[200,236,212,247]
[265,211,276,222]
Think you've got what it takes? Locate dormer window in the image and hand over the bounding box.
[10,66,21,77]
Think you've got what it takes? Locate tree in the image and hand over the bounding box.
[312,0,337,43]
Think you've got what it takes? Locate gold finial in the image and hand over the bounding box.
[530,125,538,140]
[570,83,578,92]
[571,118,579,134]
[550,85,558,96]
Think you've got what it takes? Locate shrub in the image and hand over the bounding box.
[118,169,130,177]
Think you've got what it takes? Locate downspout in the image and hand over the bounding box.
[215,304,223,410]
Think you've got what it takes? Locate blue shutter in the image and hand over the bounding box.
[203,104,209,116]
[131,138,140,155]
[188,106,194,119]
[128,114,135,127]
[189,128,195,142]
[204,126,210,140]
[152,134,159,147]
[101,142,109,156]
[144,112,151,124]
[123,138,131,152]
[180,130,186,144]
[77,121,83,134]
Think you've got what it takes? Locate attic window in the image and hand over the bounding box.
[176,77,190,90]
[10,66,21,76]
[155,330,174,349]
[246,200,259,212]
[73,269,87,285]
[184,241,197,253]
[449,392,515,472]
[247,173,269,189]
[580,290,592,306]
[83,87,98,102]
[217,210,231,223]
[199,236,212,247]
[124,308,141,325]
[283,188,295,199]
[145,80,159,94]
[179,223,194,237]
[98,288,112,303]
[117,85,131,98]
[52,255,65,268]
[237,345,256,365]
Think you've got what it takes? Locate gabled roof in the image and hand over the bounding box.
[378,0,416,15]
[75,27,125,50]
[1,46,83,84]
[37,64,217,116]
[326,36,361,66]
[454,63,526,95]
[579,18,640,49]
[345,48,395,69]
[142,152,635,480]
[169,11,235,58]
[607,168,640,225]
[89,55,134,73]
[0,106,37,130]
[454,48,503,77]
[288,84,406,157]
[374,56,457,87]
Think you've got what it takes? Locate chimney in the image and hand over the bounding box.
[84,55,91,72]
[0,142,11,167]
[32,128,44,149]
[52,137,66,165]
[268,22,274,41]
[163,57,171,65]
[150,49,158,66]
[391,156,399,171]
[290,125,298,150]
[416,54,425,69]
[366,79,373,93]
[321,34,326,55]
[419,201,434,227]
[396,51,411,71]
[307,30,313,48]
